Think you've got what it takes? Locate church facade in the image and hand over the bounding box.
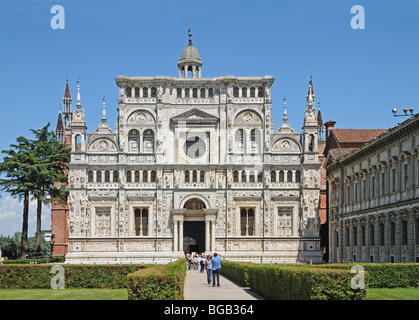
[60,34,323,264]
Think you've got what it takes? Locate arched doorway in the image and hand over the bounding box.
[183,198,206,254]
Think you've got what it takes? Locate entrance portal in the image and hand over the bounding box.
[183,221,205,254]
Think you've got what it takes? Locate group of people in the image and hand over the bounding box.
[186,252,222,287]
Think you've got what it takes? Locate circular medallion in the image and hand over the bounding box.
[98,140,109,151]
[136,112,147,123]
[242,112,254,123]
[183,136,206,159]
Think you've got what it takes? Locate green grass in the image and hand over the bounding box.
[0,289,128,300]
[367,287,419,300]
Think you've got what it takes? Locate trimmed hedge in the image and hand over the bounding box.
[127,259,186,300]
[0,264,146,289]
[221,261,368,300]
[307,263,419,288]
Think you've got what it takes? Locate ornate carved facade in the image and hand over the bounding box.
[325,114,419,263]
[62,34,323,264]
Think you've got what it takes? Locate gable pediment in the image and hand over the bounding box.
[171,108,219,123]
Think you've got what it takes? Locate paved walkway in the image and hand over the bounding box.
[184,267,263,300]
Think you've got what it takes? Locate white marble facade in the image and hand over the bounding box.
[64,40,323,264]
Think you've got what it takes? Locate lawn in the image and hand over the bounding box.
[367,287,419,300]
[0,289,128,300]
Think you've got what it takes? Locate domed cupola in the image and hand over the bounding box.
[178,24,202,78]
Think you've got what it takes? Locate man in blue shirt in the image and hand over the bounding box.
[211,252,222,287]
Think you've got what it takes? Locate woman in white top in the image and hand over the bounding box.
[205,255,213,285]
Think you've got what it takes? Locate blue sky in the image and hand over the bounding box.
[0,0,418,237]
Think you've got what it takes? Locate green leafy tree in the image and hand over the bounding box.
[0,137,38,259]
[0,124,70,258]
[29,124,70,252]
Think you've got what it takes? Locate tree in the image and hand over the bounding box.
[29,123,70,252]
[0,137,37,259]
[0,124,70,258]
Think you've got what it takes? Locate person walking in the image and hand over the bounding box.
[211,252,222,287]
[186,253,192,270]
[205,254,213,285]
[200,253,205,272]
[197,254,202,272]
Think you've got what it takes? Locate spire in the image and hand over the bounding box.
[317,102,324,128]
[76,79,82,111]
[56,108,64,131]
[102,95,107,124]
[282,97,288,124]
[188,22,193,46]
[278,96,295,133]
[306,75,315,107]
[62,74,73,128]
[64,74,71,99]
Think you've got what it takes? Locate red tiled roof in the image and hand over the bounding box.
[330,147,356,159]
[331,129,387,144]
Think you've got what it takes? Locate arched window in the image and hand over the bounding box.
[113,170,119,182]
[192,88,198,98]
[250,87,255,97]
[150,170,156,182]
[233,170,239,183]
[200,171,205,182]
[126,87,132,97]
[308,134,315,152]
[143,87,148,98]
[184,198,206,210]
[135,170,140,182]
[295,170,301,183]
[143,129,154,153]
[128,130,140,152]
[143,170,148,182]
[249,171,255,183]
[250,129,260,154]
[233,87,239,97]
[185,171,190,183]
[271,170,276,182]
[177,88,182,98]
[104,171,110,183]
[258,87,264,97]
[151,87,157,97]
[88,171,93,183]
[235,129,245,153]
[135,87,140,98]
[241,171,247,183]
[96,171,102,182]
[279,170,284,182]
[208,88,214,98]
[185,88,190,98]
[126,170,132,183]
[287,170,292,182]
[200,88,206,98]
[242,87,247,97]
[192,170,197,182]
[75,135,81,152]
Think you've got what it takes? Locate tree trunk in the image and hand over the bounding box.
[20,191,29,260]
[35,197,42,252]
